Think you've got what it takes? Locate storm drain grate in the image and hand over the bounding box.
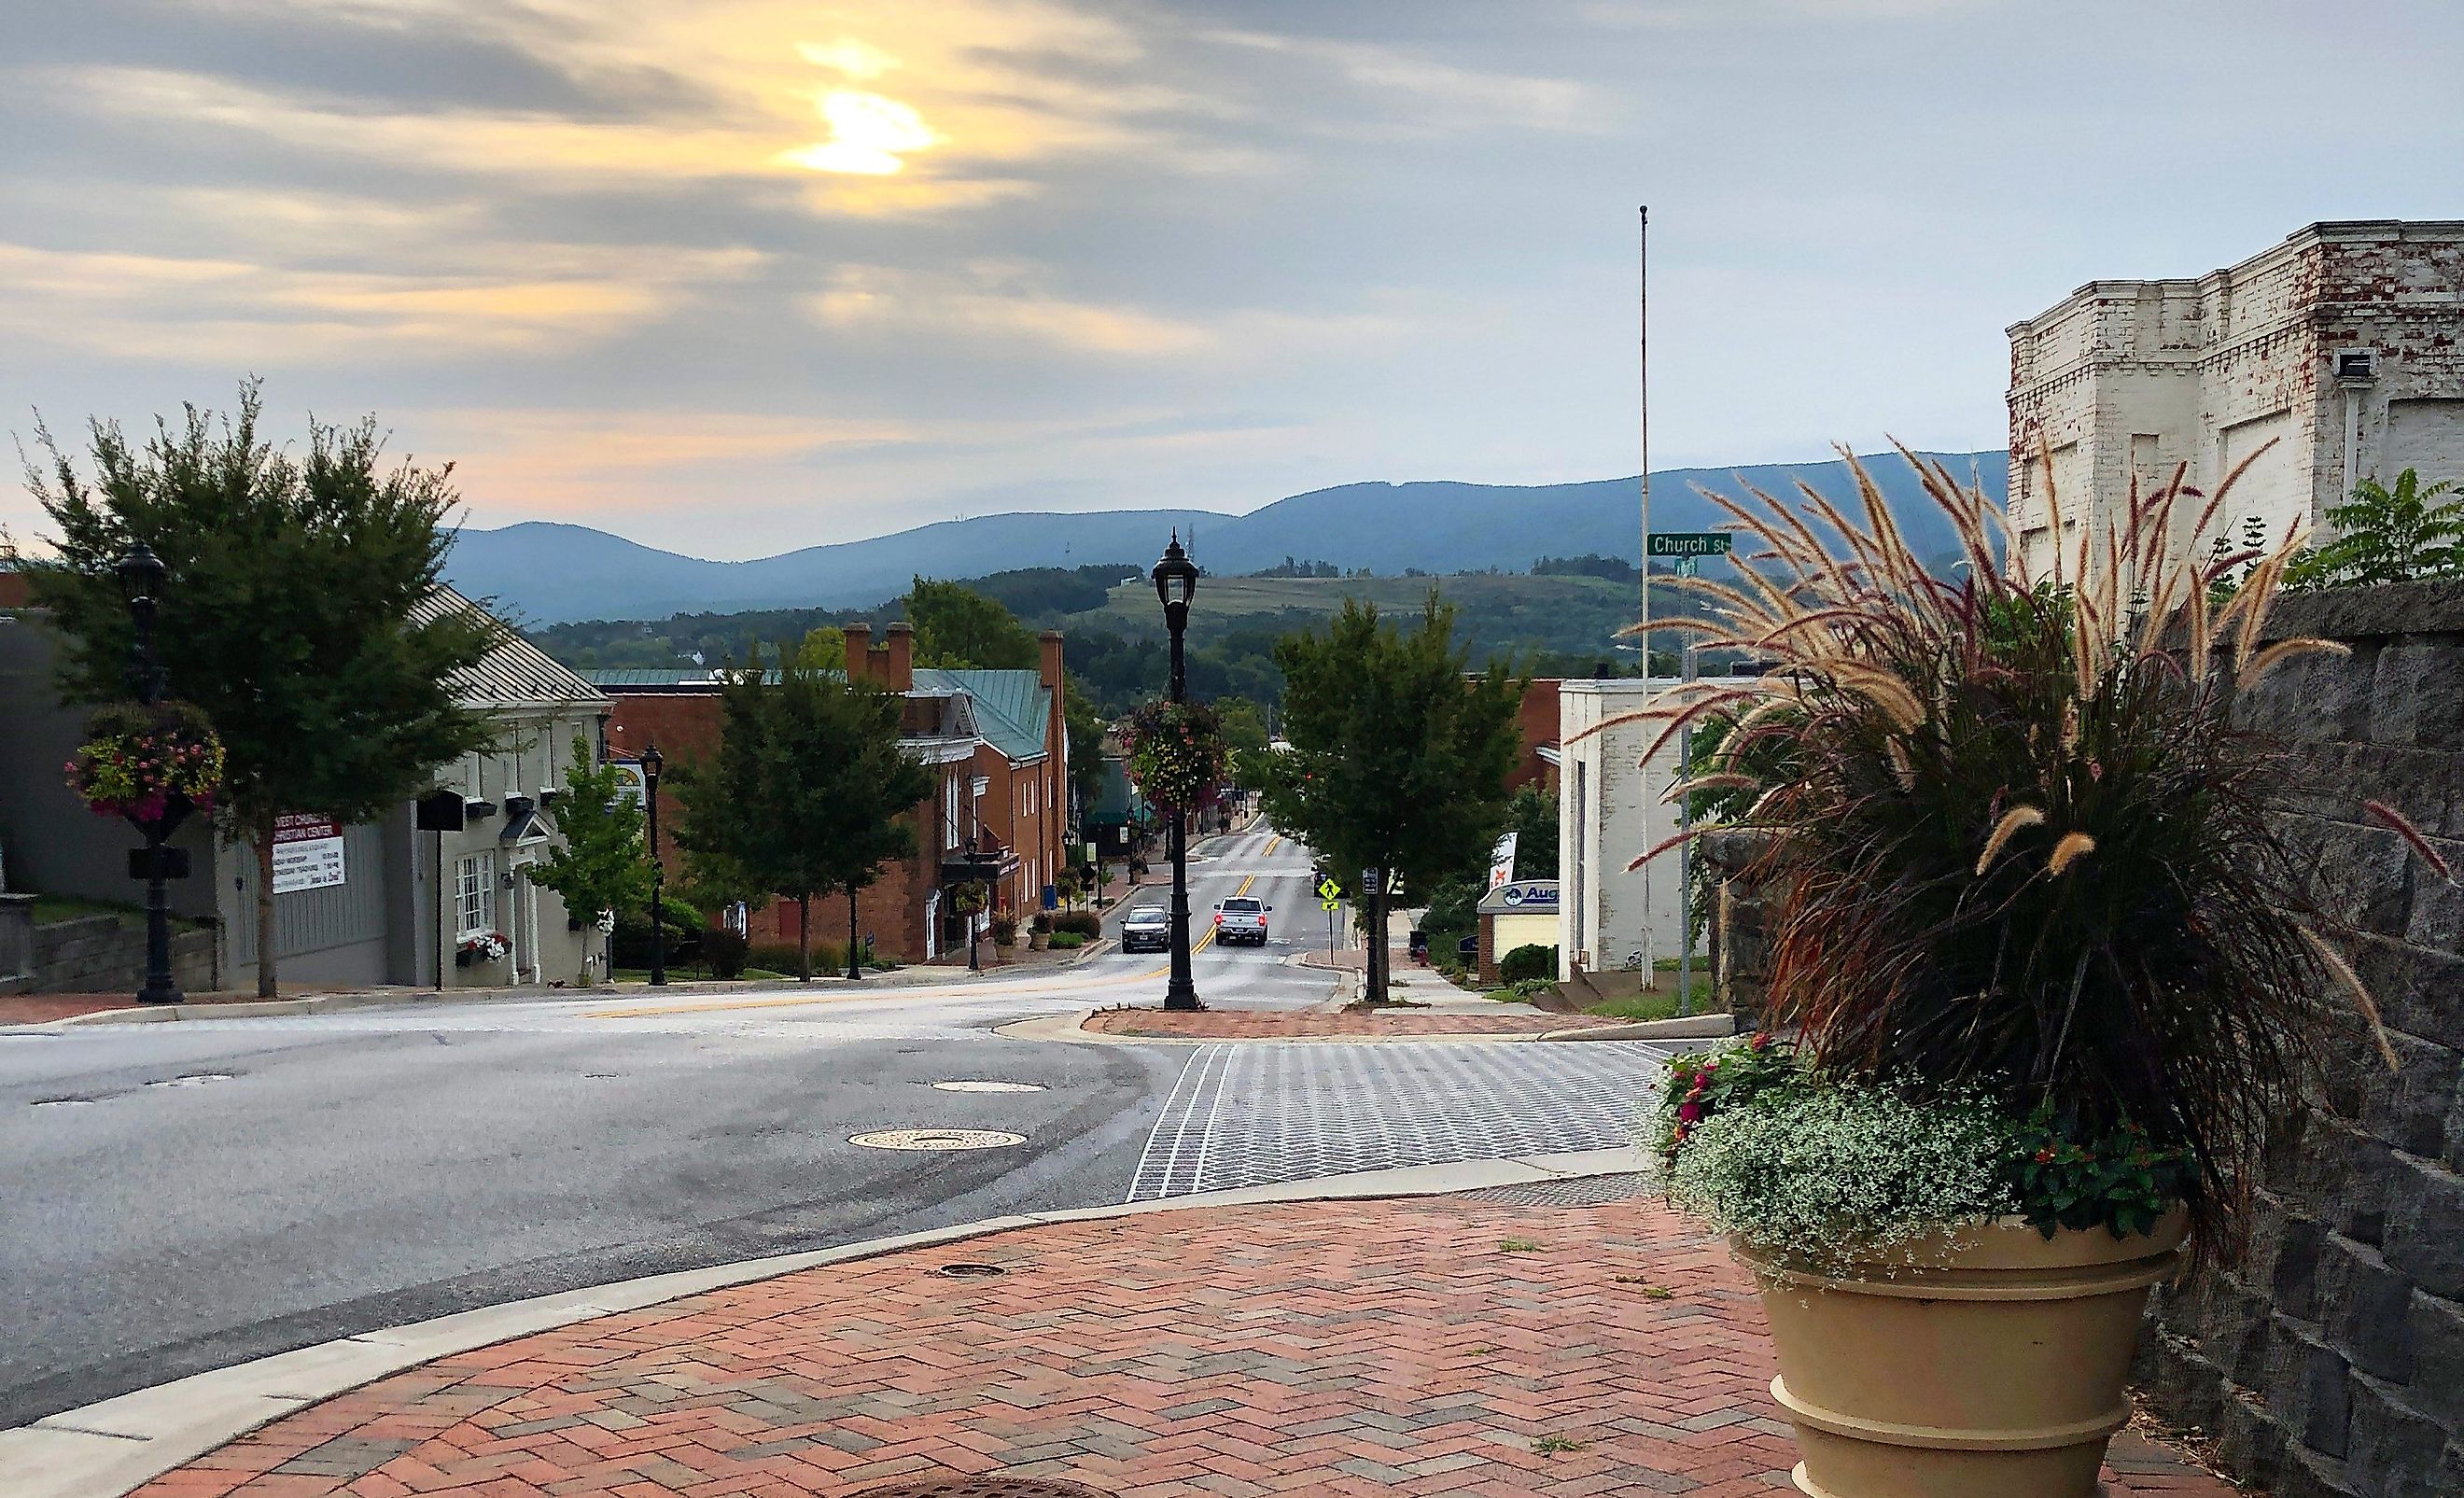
[847,1479,1110,1498]
[1456,1172,1650,1208]
[936,1262,1008,1279]
[849,1128,1026,1152]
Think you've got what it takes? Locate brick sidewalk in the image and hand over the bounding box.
[135,1195,2236,1498]
[1083,1007,1623,1039]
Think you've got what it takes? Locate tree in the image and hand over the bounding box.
[672,646,934,981]
[792,624,847,672]
[12,384,494,996]
[525,737,652,985]
[1503,783,1558,879]
[2290,469,2464,588]
[1253,595,1522,1002]
[1063,679,1105,834]
[1215,696,1271,755]
[909,576,1038,669]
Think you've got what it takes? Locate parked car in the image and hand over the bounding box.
[1212,895,1271,946]
[1120,904,1171,953]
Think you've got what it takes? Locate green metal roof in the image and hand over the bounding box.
[914,666,1050,763]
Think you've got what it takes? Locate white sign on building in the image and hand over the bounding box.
[271,813,346,894]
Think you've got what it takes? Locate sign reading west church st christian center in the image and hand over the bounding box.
[271,813,346,894]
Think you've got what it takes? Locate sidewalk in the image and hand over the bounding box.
[131,1191,2235,1498]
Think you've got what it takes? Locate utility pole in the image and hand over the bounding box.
[1638,204,1651,666]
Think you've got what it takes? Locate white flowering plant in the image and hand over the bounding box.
[455,931,508,964]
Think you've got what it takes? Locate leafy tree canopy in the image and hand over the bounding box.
[1253,595,1523,1000]
[910,576,1038,669]
[9,381,495,995]
[525,736,652,983]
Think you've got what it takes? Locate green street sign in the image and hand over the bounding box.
[1648,532,1732,558]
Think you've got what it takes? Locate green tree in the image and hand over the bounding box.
[792,623,847,672]
[673,646,934,981]
[1253,595,1522,1001]
[1503,782,1557,879]
[909,576,1038,668]
[11,384,494,996]
[1063,679,1105,834]
[525,736,652,985]
[2290,469,2464,588]
[1215,696,1271,755]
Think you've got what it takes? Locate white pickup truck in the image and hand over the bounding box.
[1211,895,1271,946]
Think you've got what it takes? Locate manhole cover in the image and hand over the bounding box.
[847,1478,1109,1498]
[937,1261,1008,1279]
[848,1128,1027,1151]
[931,1080,1045,1093]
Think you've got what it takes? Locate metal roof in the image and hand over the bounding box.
[912,667,1050,764]
[419,587,609,711]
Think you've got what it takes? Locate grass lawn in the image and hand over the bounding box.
[29,893,147,928]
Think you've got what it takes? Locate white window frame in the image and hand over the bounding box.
[455,851,497,939]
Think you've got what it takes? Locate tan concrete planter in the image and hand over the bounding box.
[1736,1210,2188,1498]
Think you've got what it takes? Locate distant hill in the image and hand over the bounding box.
[447,450,2008,624]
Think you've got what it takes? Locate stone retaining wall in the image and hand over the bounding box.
[30,913,217,995]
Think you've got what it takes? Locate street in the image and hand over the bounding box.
[0,828,1665,1431]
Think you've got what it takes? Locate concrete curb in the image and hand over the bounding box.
[0,1146,1646,1498]
[1543,1014,1739,1043]
[992,1009,1662,1047]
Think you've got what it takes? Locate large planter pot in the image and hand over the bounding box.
[1737,1210,2188,1498]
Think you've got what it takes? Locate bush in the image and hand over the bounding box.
[1497,944,1557,984]
[989,909,1019,945]
[702,927,749,980]
[747,939,844,977]
[612,894,703,968]
[1053,911,1101,938]
[1029,911,1053,934]
[1048,931,1085,949]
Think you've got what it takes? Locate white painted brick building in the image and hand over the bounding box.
[2007,220,2464,576]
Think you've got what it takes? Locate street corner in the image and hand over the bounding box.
[118,1186,2242,1498]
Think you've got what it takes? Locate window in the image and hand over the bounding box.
[944,772,962,849]
[455,851,496,938]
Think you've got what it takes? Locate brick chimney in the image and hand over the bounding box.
[884,622,915,691]
[1039,629,1065,693]
[843,621,872,681]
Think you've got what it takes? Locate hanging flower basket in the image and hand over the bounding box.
[63,701,223,832]
[1118,699,1227,812]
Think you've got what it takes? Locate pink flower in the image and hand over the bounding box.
[1676,1100,1702,1124]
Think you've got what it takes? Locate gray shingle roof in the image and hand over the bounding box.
[419,587,609,711]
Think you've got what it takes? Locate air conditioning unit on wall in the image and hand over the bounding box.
[2335,348,2378,385]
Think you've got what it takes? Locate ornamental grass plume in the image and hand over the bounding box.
[1621,440,2443,1267]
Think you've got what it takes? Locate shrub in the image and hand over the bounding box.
[702,927,749,980]
[747,939,844,977]
[1048,931,1085,949]
[1029,911,1053,934]
[989,908,1019,945]
[1053,911,1101,938]
[612,894,703,968]
[1645,447,2438,1266]
[1497,944,1557,984]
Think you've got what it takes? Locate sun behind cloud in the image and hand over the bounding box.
[784,90,940,175]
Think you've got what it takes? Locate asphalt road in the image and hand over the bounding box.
[0,826,1333,1428]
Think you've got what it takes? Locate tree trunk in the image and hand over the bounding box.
[797,893,812,982]
[255,805,279,998]
[847,881,862,981]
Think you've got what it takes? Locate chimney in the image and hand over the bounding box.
[884,621,915,691]
[843,622,872,681]
[1039,629,1065,692]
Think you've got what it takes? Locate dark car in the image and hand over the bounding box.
[1119,904,1171,953]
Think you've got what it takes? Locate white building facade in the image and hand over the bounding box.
[2007,220,2464,577]
[1556,679,1696,981]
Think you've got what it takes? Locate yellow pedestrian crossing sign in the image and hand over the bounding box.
[1315,875,1342,902]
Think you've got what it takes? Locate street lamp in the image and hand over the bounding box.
[115,542,182,1005]
[638,741,665,987]
[1152,532,1202,1011]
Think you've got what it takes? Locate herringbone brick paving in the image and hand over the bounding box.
[133,1197,2238,1496]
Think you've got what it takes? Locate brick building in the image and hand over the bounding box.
[2007,220,2464,578]
[592,621,1073,965]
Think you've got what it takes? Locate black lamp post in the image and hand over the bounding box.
[639,741,665,987]
[1152,532,1202,1011]
[115,542,183,1006]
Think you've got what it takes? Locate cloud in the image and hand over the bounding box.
[0,239,760,362]
[1201,30,1604,134]
[806,264,1214,355]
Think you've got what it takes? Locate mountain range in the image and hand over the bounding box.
[444,450,2009,625]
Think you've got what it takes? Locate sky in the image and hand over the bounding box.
[5,0,2463,560]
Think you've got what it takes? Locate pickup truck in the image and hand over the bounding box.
[1212,896,1271,946]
